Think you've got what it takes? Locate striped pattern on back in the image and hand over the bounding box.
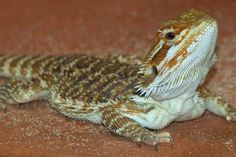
[0,54,142,103]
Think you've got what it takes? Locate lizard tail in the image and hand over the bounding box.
[0,54,53,79]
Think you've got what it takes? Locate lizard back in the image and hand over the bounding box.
[0,54,142,103]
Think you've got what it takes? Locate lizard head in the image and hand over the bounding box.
[137,9,218,100]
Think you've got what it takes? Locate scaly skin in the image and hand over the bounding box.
[0,9,235,147]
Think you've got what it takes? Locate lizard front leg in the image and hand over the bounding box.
[101,104,173,146]
[198,88,236,121]
[0,79,49,112]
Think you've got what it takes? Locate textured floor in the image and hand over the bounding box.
[0,0,236,157]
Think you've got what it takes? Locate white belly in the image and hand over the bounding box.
[128,93,207,129]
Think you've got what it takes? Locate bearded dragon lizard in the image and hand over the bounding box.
[0,9,235,146]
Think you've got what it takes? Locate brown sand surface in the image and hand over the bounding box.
[0,0,236,156]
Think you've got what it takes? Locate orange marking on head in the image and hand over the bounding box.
[139,9,215,88]
[175,29,190,46]
[150,44,170,66]
[145,21,192,68]
[167,50,189,68]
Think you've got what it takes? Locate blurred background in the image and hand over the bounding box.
[0,0,235,157]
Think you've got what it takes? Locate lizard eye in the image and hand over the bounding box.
[165,32,176,40]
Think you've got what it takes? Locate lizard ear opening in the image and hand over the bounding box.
[152,65,159,76]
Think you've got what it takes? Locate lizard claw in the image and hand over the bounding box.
[135,131,173,151]
[155,131,173,144]
[152,131,174,151]
[154,132,174,151]
[134,131,173,147]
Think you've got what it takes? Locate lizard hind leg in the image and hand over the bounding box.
[101,105,173,146]
[0,78,49,112]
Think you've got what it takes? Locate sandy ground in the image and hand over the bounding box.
[0,0,236,157]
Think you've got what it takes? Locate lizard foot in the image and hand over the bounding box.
[225,104,236,121]
[133,131,173,146]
